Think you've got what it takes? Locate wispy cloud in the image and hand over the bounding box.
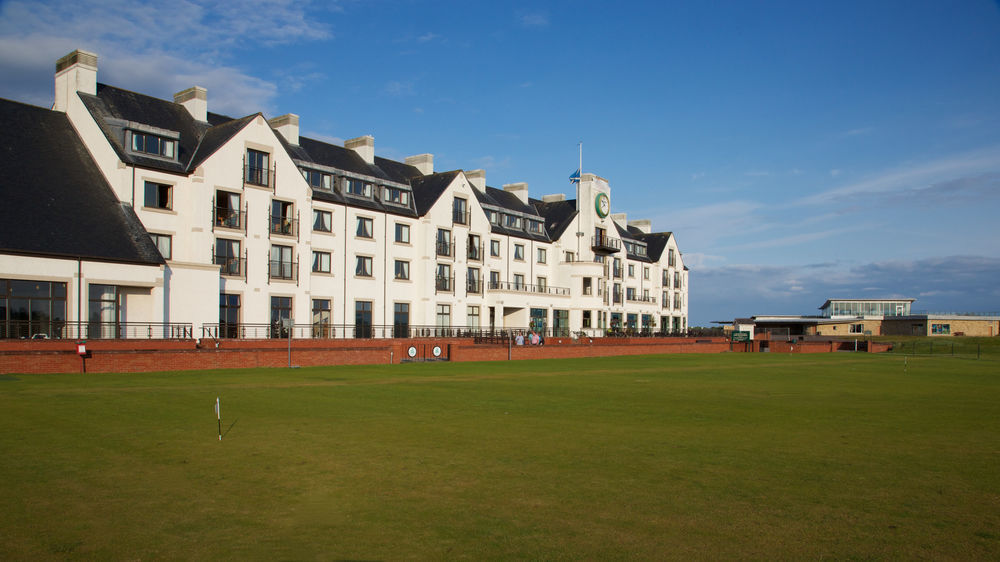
[384,80,415,96]
[841,126,874,137]
[0,0,333,114]
[519,12,549,27]
[473,155,512,170]
[416,32,439,43]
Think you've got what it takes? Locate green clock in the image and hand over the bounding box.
[595,192,610,218]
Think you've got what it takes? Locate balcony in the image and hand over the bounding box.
[435,275,454,294]
[244,163,275,189]
[592,234,621,254]
[612,291,623,305]
[467,242,484,262]
[1,320,193,340]
[627,294,657,304]
[214,254,246,278]
[467,279,483,295]
[488,281,570,296]
[453,209,470,225]
[613,266,623,279]
[268,259,298,282]
[269,216,298,238]
[214,206,246,231]
[436,241,454,258]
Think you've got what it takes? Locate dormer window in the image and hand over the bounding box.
[345,178,373,198]
[488,210,500,225]
[301,169,332,190]
[383,186,410,206]
[528,220,541,234]
[505,214,522,229]
[129,131,176,159]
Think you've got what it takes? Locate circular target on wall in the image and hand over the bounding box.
[407,346,417,358]
[432,346,442,357]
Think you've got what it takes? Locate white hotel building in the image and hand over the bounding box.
[0,50,688,340]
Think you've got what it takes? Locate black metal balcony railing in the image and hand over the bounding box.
[268,259,298,282]
[453,209,470,225]
[436,241,454,257]
[0,320,193,340]
[613,267,623,278]
[436,275,454,293]
[467,243,484,262]
[467,279,483,294]
[592,234,621,253]
[214,206,246,231]
[627,294,657,304]
[269,216,298,238]
[613,291,623,304]
[487,281,570,296]
[244,164,275,188]
[214,255,246,278]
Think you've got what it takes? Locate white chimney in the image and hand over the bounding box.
[345,135,375,165]
[405,153,433,175]
[269,113,299,145]
[541,194,566,203]
[628,219,652,234]
[465,169,486,190]
[54,49,97,112]
[503,182,529,205]
[611,212,627,227]
[174,86,208,122]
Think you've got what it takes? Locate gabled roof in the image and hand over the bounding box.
[530,198,578,242]
[187,114,258,171]
[0,98,163,265]
[634,231,673,262]
[411,171,461,215]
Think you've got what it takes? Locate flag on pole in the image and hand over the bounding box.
[569,168,581,184]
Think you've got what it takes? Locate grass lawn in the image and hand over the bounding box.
[1,353,999,560]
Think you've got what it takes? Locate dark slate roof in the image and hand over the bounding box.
[634,231,673,262]
[375,156,424,184]
[188,114,257,170]
[484,186,537,216]
[530,197,578,242]
[411,171,461,214]
[0,98,164,265]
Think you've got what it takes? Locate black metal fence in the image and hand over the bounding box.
[0,321,193,340]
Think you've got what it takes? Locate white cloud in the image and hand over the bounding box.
[385,80,415,97]
[841,127,873,137]
[520,12,549,27]
[829,168,842,177]
[416,32,439,43]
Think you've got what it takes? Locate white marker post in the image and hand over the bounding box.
[215,397,222,441]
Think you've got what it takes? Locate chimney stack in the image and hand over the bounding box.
[54,49,97,112]
[628,219,652,234]
[174,86,208,122]
[269,114,299,145]
[611,212,627,226]
[465,169,486,190]
[345,135,375,165]
[405,153,433,175]
[541,193,566,203]
[503,182,529,205]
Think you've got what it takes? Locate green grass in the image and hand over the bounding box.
[875,335,1000,360]
[2,353,999,560]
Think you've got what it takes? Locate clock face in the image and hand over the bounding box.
[595,193,610,218]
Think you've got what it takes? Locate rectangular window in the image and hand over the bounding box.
[149,233,171,259]
[436,229,452,257]
[537,277,547,291]
[384,186,410,206]
[130,131,175,158]
[674,271,681,288]
[583,310,592,329]
[490,270,500,289]
[505,214,522,229]
[356,256,373,277]
[355,301,372,338]
[88,284,120,333]
[302,169,332,190]
[269,245,295,280]
[270,296,292,338]
[663,291,669,309]
[2,279,67,339]
[613,258,622,278]
[313,210,332,232]
[219,293,240,337]
[395,223,410,243]
[488,210,500,225]
[628,264,635,278]
[215,190,242,229]
[643,267,650,280]
[393,302,410,338]
[271,200,295,236]
[528,220,541,234]
[849,323,864,334]
[356,217,373,238]
[312,251,331,273]
[215,238,242,277]
[643,289,650,301]
[453,197,468,224]
[663,270,670,288]
[246,149,270,186]
[394,260,410,280]
[490,239,501,257]
[467,267,481,294]
[312,299,332,337]
[468,234,482,261]
[627,287,636,301]
[144,181,172,210]
[565,251,575,262]
[537,248,547,264]
[467,305,480,330]
[436,304,451,334]
[583,277,592,295]
[513,274,525,289]
[436,263,452,292]
[514,244,524,261]
[668,249,676,267]
[345,178,373,197]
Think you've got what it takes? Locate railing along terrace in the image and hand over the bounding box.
[213,206,246,231]
[467,280,483,294]
[453,209,470,225]
[488,281,570,296]
[435,275,454,293]
[268,259,298,282]
[203,324,557,340]
[592,234,621,253]
[214,255,247,278]
[626,295,657,304]
[244,163,275,188]
[435,241,454,257]
[612,291,623,304]
[1,321,194,340]
[269,216,298,238]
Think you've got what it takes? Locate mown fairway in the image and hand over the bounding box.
[2,353,999,560]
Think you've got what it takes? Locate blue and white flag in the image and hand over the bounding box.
[569,168,581,184]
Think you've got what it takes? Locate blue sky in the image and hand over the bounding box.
[2,0,999,325]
